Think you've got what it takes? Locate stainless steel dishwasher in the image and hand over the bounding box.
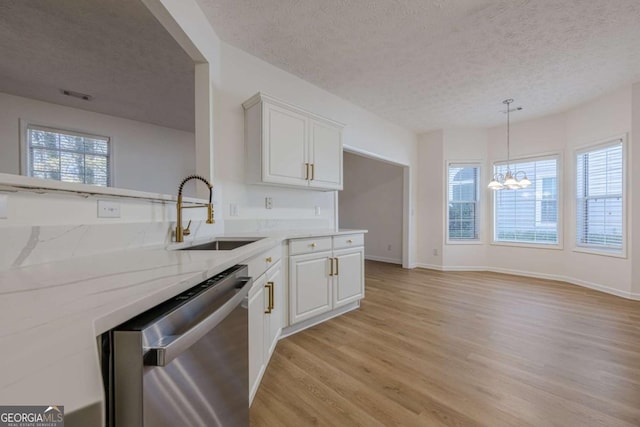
[106,265,252,427]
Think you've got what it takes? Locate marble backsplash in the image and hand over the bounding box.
[0,220,219,271]
[0,216,335,271]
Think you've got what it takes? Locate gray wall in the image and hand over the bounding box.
[339,151,403,263]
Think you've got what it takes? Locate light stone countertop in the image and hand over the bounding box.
[0,228,366,423]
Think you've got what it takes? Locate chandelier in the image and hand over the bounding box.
[488,99,531,190]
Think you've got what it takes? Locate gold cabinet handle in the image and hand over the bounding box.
[305,162,309,180]
[335,257,339,276]
[264,282,274,314]
[310,242,316,248]
[269,281,274,311]
[329,257,334,276]
[266,256,272,263]
[347,239,353,244]
[310,163,315,181]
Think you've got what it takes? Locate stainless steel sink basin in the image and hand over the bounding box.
[179,238,262,251]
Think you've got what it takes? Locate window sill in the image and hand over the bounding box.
[446,240,483,245]
[573,246,627,259]
[490,241,563,251]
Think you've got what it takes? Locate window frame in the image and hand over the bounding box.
[490,152,563,250]
[20,120,114,187]
[445,161,482,245]
[573,135,627,259]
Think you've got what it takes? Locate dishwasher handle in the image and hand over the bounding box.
[144,276,253,367]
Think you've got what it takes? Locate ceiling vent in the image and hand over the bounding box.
[60,89,92,101]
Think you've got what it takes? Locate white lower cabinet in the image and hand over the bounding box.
[248,259,283,403]
[289,251,333,324]
[289,234,365,325]
[264,264,283,357]
[333,247,365,308]
[248,274,266,402]
[248,233,364,403]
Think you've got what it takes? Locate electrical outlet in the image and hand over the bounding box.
[314,206,321,216]
[98,200,121,218]
[229,203,239,217]
[433,248,439,256]
[265,197,273,209]
[0,195,7,219]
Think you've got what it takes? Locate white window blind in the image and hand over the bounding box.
[26,125,111,186]
[447,164,480,241]
[494,157,559,244]
[576,140,623,251]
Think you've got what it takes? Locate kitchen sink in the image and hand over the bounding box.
[179,238,262,251]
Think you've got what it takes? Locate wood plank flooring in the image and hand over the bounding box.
[250,261,640,426]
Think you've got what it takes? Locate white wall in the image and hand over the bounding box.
[417,130,444,268]
[418,85,637,299]
[632,82,640,295]
[443,128,488,268]
[339,152,403,263]
[214,42,418,243]
[0,92,196,195]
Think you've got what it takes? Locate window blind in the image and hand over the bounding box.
[27,125,110,186]
[576,141,623,251]
[447,164,479,240]
[494,157,558,244]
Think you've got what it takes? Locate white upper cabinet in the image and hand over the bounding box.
[263,103,309,186]
[309,120,342,189]
[243,93,344,191]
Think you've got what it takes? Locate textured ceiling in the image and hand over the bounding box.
[196,0,640,132]
[0,0,194,132]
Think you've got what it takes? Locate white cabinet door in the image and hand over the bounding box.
[264,262,283,360]
[263,102,308,186]
[309,119,342,190]
[289,251,333,324]
[248,275,266,403]
[333,247,365,308]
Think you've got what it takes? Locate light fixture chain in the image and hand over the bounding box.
[488,98,529,191]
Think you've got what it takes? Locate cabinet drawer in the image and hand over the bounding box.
[333,233,364,250]
[247,244,282,279]
[289,236,332,255]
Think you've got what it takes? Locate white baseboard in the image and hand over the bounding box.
[488,266,564,282]
[415,263,443,270]
[415,264,640,301]
[365,255,402,264]
[415,263,485,272]
[561,275,640,300]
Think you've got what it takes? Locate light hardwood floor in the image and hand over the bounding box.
[250,261,640,426]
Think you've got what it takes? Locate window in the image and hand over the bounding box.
[576,140,624,252]
[447,164,480,241]
[540,177,557,223]
[493,156,559,245]
[24,125,111,186]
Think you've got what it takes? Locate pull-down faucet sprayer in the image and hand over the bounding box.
[175,175,214,243]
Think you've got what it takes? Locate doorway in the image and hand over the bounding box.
[339,149,407,265]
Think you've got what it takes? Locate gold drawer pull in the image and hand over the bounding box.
[310,242,316,248]
[266,256,272,263]
[264,282,274,313]
[347,239,353,243]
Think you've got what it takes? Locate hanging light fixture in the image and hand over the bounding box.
[488,99,531,190]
